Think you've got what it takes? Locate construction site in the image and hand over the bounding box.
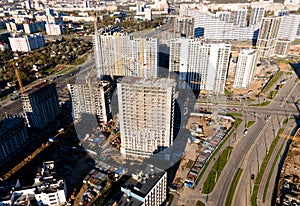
[276,128,300,206]
[172,111,234,189]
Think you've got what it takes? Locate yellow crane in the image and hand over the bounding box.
[12,60,25,94]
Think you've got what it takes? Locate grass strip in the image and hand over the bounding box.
[196,200,205,206]
[225,168,243,206]
[167,194,174,206]
[194,118,242,188]
[249,101,270,107]
[202,146,233,194]
[224,88,232,97]
[267,90,278,99]
[262,140,285,203]
[246,121,255,128]
[71,54,88,65]
[262,71,283,93]
[251,128,284,206]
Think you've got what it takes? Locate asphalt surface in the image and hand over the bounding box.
[0,55,95,119]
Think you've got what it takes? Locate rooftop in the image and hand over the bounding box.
[121,164,165,198]
[118,77,176,88]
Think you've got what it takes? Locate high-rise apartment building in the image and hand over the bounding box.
[186,9,259,40]
[169,39,231,93]
[256,17,281,58]
[233,49,257,88]
[278,15,300,41]
[94,33,159,79]
[174,16,194,38]
[118,77,175,158]
[216,11,231,23]
[67,81,111,123]
[233,9,247,27]
[250,6,265,25]
[22,83,60,128]
[274,39,291,57]
[0,117,29,162]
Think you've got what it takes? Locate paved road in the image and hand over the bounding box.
[0,55,94,118]
[171,70,299,206]
[222,71,299,206]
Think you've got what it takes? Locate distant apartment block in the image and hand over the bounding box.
[233,9,247,27]
[186,9,260,40]
[256,17,281,58]
[114,165,167,206]
[94,33,159,79]
[45,23,63,35]
[275,9,290,16]
[23,21,46,34]
[216,11,231,23]
[174,16,194,38]
[118,77,175,158]
[169,38,231,93]
[233,49,258,88]
[0,117,29,162]
[249,6,265,25]
[278,15,300,41]
[9,33,45,52]
[22,83,60,128]
[5,22,23,32]
[67,81,111,124]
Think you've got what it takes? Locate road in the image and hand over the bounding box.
[210,71,299,206]
[0,54,95,118]
[171,70,299,206]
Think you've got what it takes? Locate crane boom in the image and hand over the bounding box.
[13,62,24,94]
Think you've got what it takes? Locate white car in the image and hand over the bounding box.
[244,129,248,136]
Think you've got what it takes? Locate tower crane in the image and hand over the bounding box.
[11,55,25,95]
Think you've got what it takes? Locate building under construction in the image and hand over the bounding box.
[21,82,60,128]
[67,80,112,124]
[0,117,29,162]
[117,77,176,158]
[94,33,159,79]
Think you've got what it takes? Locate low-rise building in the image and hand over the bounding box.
[107,165,167,206]
[0,161,67,206]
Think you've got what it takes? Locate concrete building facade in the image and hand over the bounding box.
[119,165,167,206]
[233,9,247,27]
[0,117,29,162]
[45,23,63,35]
[94,33,159,79]
[67,81,111,124]
[9,33,45,52]
[169,38,231,93]
[274,39,291,57]
[117,77,175,158]
[256,17,281,58]
[233,49,257,88]
[250,6,265,25]
[277,14,300,41]
[22,83,60,128]
[174,16,194,38]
